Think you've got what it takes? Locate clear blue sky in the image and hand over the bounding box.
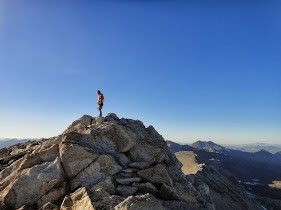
[0,0,280,144]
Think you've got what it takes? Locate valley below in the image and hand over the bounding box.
[168,140,281,210]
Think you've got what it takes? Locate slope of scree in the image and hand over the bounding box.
[0,113,215,210]
[175,151,266,210]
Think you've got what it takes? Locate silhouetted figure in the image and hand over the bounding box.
[97,90,104,117]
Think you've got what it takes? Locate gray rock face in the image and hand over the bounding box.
[159,183,180,200]
[116,177,142,185]
[60,141,99,179]
[135,182,158,194]
[0,157,65,209]
[60,187,95,210]
[91,176,116,196]
[137,164,173,187]
[64,115,93,133]
[196,182,209,196]
[122,168,138,173]
[38,202,59,210]
[101,123,138,153]
[116,185,138,196]
[70,154,122,190]
[146,125,165,142]
[95,116,105,125]
[161,200,200,210]
[119,172,135,178]
[128,161,151,169]
[113,194,165,210]
[115,153,131,167]
[37,186,66,208]
[105,113,119,121]
[92,195,124,210]
[127,143,161,163]
[0,113,215,210]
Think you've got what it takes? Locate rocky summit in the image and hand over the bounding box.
[0,113,215,210]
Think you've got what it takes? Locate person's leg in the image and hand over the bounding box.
[100,105,102,117]
[98,105,102,117]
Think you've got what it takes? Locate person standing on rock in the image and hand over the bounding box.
[97,90,104,117]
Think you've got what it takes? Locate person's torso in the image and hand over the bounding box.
[98,94,104,104]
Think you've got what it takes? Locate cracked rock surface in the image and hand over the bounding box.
[0,113,215,210]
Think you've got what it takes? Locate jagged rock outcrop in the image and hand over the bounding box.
[60,187,94,210]
[0,113,215,210]
[113,193,165,210]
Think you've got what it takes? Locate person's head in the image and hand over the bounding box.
[97,90,101,95]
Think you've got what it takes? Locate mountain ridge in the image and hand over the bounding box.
[0,138,38,149]
[167,140,281,209]
[0,113,215,210]
[223,143,281,154]
[1,117,280,209]
[190,140,229,153]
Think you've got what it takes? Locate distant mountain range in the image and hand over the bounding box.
[166,140,194,153]
[191,140,230,153]
[0,138,37,149]
[167,140,281,154]
[222,143,281,154]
